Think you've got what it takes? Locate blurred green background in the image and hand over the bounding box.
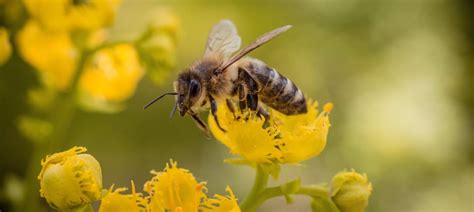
[1,0,473,211]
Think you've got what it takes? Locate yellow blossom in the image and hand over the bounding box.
[208,104,282,164]
[16,21,78,91]
[99,181,148,212]
[38,146,102,210]
[208,100,332,164]
[201,186,240,212]
[330,170,372,212]
[144,160,206,212]
[79,44,144,104]
[275,101,332,163]
[0,27,12,65]
[22,0,121,31]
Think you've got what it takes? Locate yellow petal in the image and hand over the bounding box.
[208,103,282,164]
[22,0,121,31]
[99,181,148,212]
[16,20,78,91]
[201,186,240,212]
[79,44,144,103]
[144,160,206,212]
[275,101,332,163]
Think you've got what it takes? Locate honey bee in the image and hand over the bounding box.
[144,20,307,135]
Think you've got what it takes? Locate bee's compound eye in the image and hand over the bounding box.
[189,80,200,97]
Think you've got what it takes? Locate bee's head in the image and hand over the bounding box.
[175,71,203,116]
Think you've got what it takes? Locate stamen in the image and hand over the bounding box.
[323,102,334,113]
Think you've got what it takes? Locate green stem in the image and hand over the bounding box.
[16,50,91,212]
[240,165,269,212]
[241,183,332,211]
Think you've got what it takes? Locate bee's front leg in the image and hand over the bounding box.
[209,95,227,132]
[189,112,211,138]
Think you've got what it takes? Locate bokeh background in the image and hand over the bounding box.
[1,0,473,211]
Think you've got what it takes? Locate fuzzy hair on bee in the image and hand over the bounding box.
[144,20,307,136]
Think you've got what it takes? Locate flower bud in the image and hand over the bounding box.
[38,146,102,210]
[137,9,179,85]
[330,170,372,212]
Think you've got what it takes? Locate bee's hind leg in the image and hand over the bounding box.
[237,83,247,111]
[209,95,227,132]
[238,68,260,111]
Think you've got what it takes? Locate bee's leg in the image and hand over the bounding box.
[226,99,236,118]
[238,68,260,111]
[246,94,258,111]
[238,83,247,111]
[190,113,211,138]
[209,95,227,132]
[257,105,270,120]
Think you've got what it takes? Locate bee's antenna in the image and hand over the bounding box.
[143,92,178,110]
[169,101,178,119]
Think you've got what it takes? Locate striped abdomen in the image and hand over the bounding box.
[243,58,307,115]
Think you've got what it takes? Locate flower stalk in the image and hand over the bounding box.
[19,42,124,211]
[239,166,338,212]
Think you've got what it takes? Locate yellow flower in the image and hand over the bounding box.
[208,100,332,164]
[275,102,332,163]
[201,186,240,212]
[99,181,148,212]
[144,160,206,212]
[208,104,282,164]
[330,170,372,212]
[22,0,121,31]
[16,21,78,91]
[0,27,12,65]
[38,146,102,210]
[79,44,144,105]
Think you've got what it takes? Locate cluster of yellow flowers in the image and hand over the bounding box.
[38,101,373,212]
[38,147,239,212]
[11,0,178,112]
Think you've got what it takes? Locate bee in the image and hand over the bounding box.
[144,20,307,135]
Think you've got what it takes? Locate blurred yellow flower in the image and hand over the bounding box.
[38,146,102,210]
[99,181,148,212]
[144,160,206,212]
[201,186,240,212]
[330,170,372,212]
[208,104,282,164]
[23,0,121,31]
[208,100,332,165]
[275,102,332,163]
[79,44,144,104]
[17,21,78,91]
[0,27,12,65]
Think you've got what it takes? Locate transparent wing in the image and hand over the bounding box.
[205,20,241,59]
[216,25,292,73]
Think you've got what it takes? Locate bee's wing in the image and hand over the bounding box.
[216,25,292,73]
[205,20,241,59]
